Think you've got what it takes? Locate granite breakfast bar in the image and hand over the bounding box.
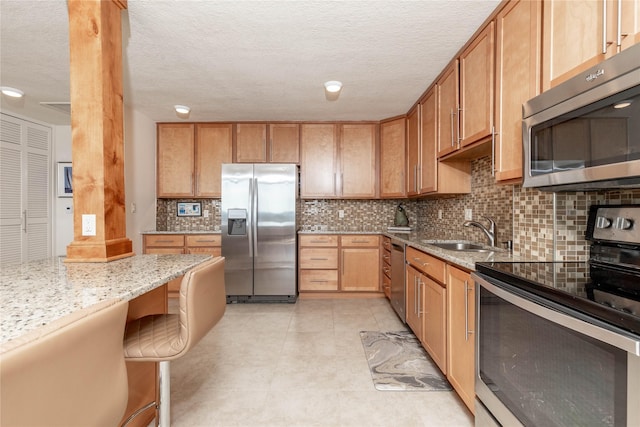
[1,253,212,426]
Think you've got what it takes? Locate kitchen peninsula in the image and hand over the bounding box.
[0,254,211,348]
[0,253,212,426]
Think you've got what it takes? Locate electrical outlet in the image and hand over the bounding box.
[82,214,96,236]
[130,202,136,214]
[204,209,210,218]
[438,209,443,220]
[464,208,473,221]
[338,210,344,219]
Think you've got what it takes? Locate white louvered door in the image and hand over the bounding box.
[0,114,51,265]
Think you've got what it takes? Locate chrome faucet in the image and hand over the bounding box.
[463,216,496,247]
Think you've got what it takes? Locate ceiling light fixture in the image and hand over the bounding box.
[174,105,191,119]
[324,81,343,101]
[174,105,190,114]
[1,86,24,98]
[613,100,633,109]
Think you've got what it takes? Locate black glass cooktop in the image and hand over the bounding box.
[476,261,640,336]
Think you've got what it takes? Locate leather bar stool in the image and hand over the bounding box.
[123,256,226,427]
[1,300,130,427]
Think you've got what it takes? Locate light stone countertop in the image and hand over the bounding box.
[141,230,221,234]
[298,229,525,271]
[0,254,211,349]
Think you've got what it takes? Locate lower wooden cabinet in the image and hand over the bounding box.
[447,264,475,413]
[423,276,447,373]
[143,233,221,297]
[405,246,447,373]
[405,265,424,339]
[298,234,381,295]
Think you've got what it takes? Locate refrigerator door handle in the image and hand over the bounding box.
[247,177,254,258]
[252,177,259,257]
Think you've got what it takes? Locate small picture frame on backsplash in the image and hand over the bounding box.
[177,202,201,217]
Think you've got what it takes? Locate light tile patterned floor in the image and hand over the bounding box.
[168,298,474,426]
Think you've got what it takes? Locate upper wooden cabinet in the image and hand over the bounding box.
[436,61,460,158]
[495,0,542,182]
[339,123,377,198]
[269,123,300,163]
[235,123,300,163]
[542,0,640,89]
[300,123,338,197]
[157,123,195,197]
[157,123,232,198]
[459,21,495,148]
[420,88,471,195]
[419,90,437,193]
[235,123,267,163]
[406,107,420,196]
[300,123,376,198]
[196,123,232,197]
[379,117,406,198]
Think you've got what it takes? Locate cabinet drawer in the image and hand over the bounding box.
[186,247,222,257]
[299,248,338,269]
[145,247,185,255]
[299,270,338,291]
[382,273,391,298]
[144,234,185,247]
[382,237,391,251]
[382,249,391,266]
[299,235,338,247]
[340,235,380,247]
[382,262,391,279]
[186,234,221,247]
[406,246,446,283]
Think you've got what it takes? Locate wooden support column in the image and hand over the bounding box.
[66,0,133,262]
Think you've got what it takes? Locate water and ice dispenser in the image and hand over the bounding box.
[227,209,247,235]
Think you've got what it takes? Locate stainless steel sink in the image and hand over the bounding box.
[428,242,493,252]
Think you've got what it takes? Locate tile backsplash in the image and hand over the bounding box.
[157,157,640,262]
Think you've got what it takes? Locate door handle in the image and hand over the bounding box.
[253,177,258,257]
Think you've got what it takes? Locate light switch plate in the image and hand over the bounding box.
[464,208,473,221]
[82,214,96,236]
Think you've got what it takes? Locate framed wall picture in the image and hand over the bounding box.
[177,202,202,217]
[57,162,73,197]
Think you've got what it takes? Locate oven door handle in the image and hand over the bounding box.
[472,273,640,356]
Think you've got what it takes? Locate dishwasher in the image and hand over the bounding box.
[390,240,406,323]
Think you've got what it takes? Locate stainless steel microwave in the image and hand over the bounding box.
[522,43,640,191]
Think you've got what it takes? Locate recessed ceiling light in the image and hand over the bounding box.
[1,86,24,98]
[324,81,343,93]
[174,105,191,114]
[613,100,633,109]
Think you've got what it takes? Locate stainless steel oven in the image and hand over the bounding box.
[473,205,640,426]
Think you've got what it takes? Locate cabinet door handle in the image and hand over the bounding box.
[310,240,329,244]
[450,109,455,148]
[464,280,474,341]
[310,280,328,283]
[23,210,27,233]
[156,239,177,243]
[457,107,462,147]
[617,0,625,47]
[603,0,607,53]
[195,239,216,243]
[310,257,328,261]
[417,279,422,318]
[351,239,370,244]
[413,276,418,314]
[491,126,497,177]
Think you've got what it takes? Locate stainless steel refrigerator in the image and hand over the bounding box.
[221,163,297,303]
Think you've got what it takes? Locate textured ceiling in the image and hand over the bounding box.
[0,0,501,125]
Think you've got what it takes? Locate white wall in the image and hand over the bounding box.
[53,125,73,256]
[124,105,156,255]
